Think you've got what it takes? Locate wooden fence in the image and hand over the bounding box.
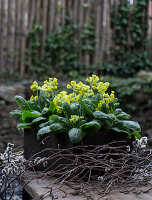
[0,0,152,78]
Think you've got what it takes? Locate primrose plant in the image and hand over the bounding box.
[10,75,141,143]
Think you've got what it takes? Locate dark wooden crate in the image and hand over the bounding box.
[24,129,133,171]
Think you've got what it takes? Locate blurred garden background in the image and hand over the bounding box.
[0,0,152,151]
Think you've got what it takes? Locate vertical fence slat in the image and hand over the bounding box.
[35,0,41,25]
[27,0,35,72]
[94,0,101,64]
[41,0,48,57]
[50,0,56,31]
[6,0,11,70]
[0,0,4,73]
[78,0,84,72]
[100,0,107,60]
[74,0,78,24]
[14,0,20,71]
[20,0,26,77]
[61,0,66,27]
[84,0,91,74]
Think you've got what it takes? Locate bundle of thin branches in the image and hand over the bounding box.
[1,140,152,199]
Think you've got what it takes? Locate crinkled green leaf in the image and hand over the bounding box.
[39,90,46,111]
[111,127,129,134]
[93,111,108,119]
[79,100,94,117]
[68,128,85,143]
[116,112,131,120]
[49,115,71,129]
[32,117,46,124]
[71,103,80,115]
[132,131,141,139]
[115,108,123,115]
[81,121,101,133]
[10,110,22,118]
[15,96,29,111]
[39,120,55,128]
[22,111,41,123]
[49,123,65,134]
[107,113,116,121]
[122,120,141,132]
[62,102,72,119]
[37,126,51,139]
[17,122,32,129]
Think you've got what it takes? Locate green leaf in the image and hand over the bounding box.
[17,122,32,129]
[22,111,41,123]
[81,121,101,133]
[62,102,72,119]
[122,120,141,132]
[79,100,94,117]
[32,117,46,124]
[71,103,80,115]
[114,108,123,115]
[93,111,108,119]
[39,90,46,111]
[132,131,141,139]
[10,110,22,118]
[49,123,65,134]
[68,128,85,143]
[107,114,116,121]
[111,127,128,134]
[49,115,71,129]
[15,96,29,111]
[116,112,131,120]
[37,126,51,139]
[39,120,55,128]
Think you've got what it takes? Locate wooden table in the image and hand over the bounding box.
[20,171,152,200]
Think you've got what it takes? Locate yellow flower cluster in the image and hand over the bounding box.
[30,95,38,101]
[86,74,109,95]
[30,78,58,99]
[53,91,80,113]
[69,115,84,124]
[30,81,39,91]
[39,78,58,92]
[53,91,70,113]
[67,81,94,98]
[96,91,115,110]
[86,74,99,89]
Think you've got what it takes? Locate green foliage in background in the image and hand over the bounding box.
[25,16,96,78]
[24,0,152,79]
[101,73,152,113]
[110,0,152,77]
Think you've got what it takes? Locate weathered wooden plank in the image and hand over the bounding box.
[20,171,152,200]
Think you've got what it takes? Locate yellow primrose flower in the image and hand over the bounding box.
[71,81,76,86]
[67,84,71,89]
[30,81,39,91]
[69,115,84,124]
[30,95,38,101]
